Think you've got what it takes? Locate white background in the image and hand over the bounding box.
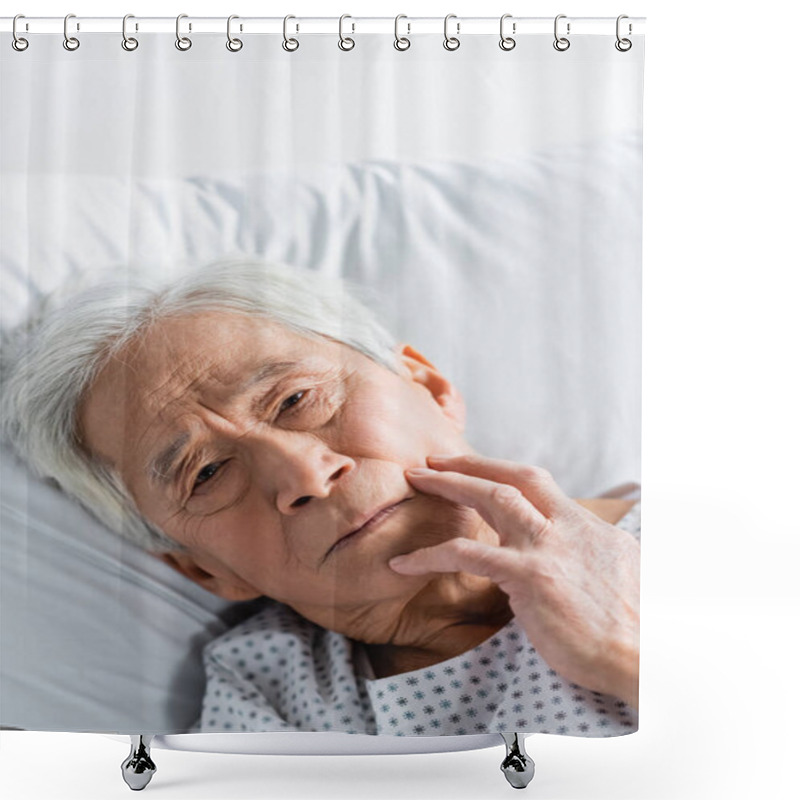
[1,1,798,799]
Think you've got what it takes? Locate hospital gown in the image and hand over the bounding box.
[195,502,640,737]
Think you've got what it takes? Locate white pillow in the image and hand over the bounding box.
[0,134,641,730]
[0,443,269,731]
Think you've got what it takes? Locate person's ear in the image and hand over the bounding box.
[153,551,262,602]
[396,344,466,432]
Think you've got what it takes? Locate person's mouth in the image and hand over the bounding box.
[323,498,412,562]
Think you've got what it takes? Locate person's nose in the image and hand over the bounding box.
[251,432,355,515]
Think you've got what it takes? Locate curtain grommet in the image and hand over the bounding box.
[553,14,571,52]
[499,14,516,51]
[282,15,299,52]
[226,15,243,52]
[394,15,411,51]
[121,14,139,51]
[12,15,29,51]
[443,14,460,51]
[615,15,633,51]
[176,14,192,51]
[338,14,355,51]
[63,13,80,51]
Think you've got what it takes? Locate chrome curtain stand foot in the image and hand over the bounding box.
[500,732,535,789]
[121,735,157,791]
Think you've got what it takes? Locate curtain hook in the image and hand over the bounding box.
[12,14,29,51]
[63,13,80,51]
[122,14,139,51]
[226,15,243,51]
[338,14,355,51]
[443,13,460,51]
[176,14,192,51]
[499,13,516,51]
[283,15,299,52]
[394,14,410,51]
[615,15,632,52]
[553,14,571,52]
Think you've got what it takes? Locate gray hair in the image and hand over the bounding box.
[0,259,399,552]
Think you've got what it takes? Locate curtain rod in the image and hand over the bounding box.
[1,16,646,37]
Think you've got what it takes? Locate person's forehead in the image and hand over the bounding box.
[79,312,346,464]
[123,311,357,392]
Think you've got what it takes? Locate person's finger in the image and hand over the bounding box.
[404,468,548,547]
[388,536,519,578]
[425,453,572,515]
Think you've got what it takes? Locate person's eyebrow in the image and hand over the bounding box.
[147,359,300,488]
[149,432,191,487]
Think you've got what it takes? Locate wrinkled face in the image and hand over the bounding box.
[79,311,487,637]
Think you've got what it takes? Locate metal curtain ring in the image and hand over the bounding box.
[499,14,516,51]
[615,15,632,51]
[226,15,243,51]
[176,14,192,51]
[63,13,80,51]
[553,14,570,51]
[122,14,139,51]
[394,14,410,51]
[338,14,355,51]
[12,14,29,51]
[443,14,460,51]
[283,15,299,52]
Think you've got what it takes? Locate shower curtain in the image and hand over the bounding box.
[0,12,644,755]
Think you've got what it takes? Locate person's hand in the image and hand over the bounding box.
[389,454,640,709]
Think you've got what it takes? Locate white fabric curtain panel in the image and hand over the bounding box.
[0,16,645,792]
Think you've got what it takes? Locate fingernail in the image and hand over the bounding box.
[427,454,452,463]
[388,556,409,571]
[406,468,436,477]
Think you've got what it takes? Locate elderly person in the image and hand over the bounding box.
[1,260,640,737]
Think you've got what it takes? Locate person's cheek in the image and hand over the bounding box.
[338,392,404,457]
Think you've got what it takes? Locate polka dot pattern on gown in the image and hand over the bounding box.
[197,502,640,737]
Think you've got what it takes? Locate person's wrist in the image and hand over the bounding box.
[597,639,639,710]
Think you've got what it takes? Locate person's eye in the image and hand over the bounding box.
[279,390,306,414]
[192,461,225,491]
